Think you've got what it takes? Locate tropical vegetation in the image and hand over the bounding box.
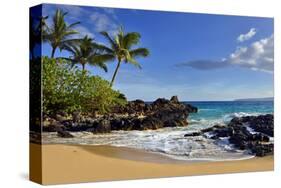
[42,57,126,115]
[30,8,150,116]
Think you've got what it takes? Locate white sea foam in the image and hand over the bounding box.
[200,108,214,110]
[245,124,259,134]
[41,110,273,161]
[222,112,262,123]
[42,125,254,161]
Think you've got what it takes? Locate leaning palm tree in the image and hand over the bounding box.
[45,9,80,58]
[98,27,150,86]
[61,35,108,72]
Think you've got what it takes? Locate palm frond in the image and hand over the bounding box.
[123,50,142,69]
[123,32,141,49]
[100,31,117,50]
[90,54,115,64]
[63,30,79,37]
[59,38,82,49]
[126,57,142,69]
[60,42,80,55]
[68,21,81,29]
[93,42,114,54]
[130,48,150,58]
[59,43,76,54]
[96,61,108,72]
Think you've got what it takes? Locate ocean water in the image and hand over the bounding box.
[188,101,273,125]
[42,101,273,161]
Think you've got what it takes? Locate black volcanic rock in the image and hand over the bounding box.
[43,96,198,133]
[185,104,198,113]
[184,132,201,137]
[43,118,65,132]
[170,96,179,103]
[195,114,274,157]
[72,111,81,123]
[109,96,197,131]
[141,116,164,130]
[91,119,111,133]
[112,95,197,115]
[229,114,273,136]
[251,143,274,157]
[122,96,191,130]
[57,130,74,138]
[112,99,147,115]
[249,114,274,137]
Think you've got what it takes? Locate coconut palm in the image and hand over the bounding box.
[98,27,150,86]
[45,9,80,58]
[61,35,108,72]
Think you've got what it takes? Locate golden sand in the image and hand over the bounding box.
[30,143,274,185]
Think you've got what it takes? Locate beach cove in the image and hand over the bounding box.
[38,97,274,161]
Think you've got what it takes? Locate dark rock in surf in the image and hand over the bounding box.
[185,104,198,113]
[251,143,274,157]
[184,132,201,137]
[91,119,111,134]
[229,114,273,136]
[198,114,274,157]
[43,118,65,132]
[214,127,234,137]
[57,130,74,138]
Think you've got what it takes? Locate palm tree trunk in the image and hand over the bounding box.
[51,47,56,58]
[110,60,121,86]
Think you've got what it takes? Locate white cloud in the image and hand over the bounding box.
[229,34,274,73]
[237,28,257,42]
[179,34,274,73]
[90,12,118,33]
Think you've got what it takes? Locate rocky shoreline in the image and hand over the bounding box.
[32,95,274,158]
[184,114,274,157]
[41,96,197,135]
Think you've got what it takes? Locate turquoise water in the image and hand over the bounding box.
[187,101,273,123]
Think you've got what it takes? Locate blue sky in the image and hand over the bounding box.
[41,4,274,101]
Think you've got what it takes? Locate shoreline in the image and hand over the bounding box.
[40,143,256,164]
[31,143,274,185]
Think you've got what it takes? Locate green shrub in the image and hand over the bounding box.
[42,57,127,115]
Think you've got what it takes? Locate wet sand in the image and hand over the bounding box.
[30,143,274,185]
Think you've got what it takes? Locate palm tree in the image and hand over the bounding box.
[98,27,150,86]
[62,35,108,72]
[45,9,80,58]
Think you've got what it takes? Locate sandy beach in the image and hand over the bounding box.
[30,143,274,185]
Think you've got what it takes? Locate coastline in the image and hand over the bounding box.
[32,143,274,185]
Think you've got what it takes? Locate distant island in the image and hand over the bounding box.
[234,97,273,101]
